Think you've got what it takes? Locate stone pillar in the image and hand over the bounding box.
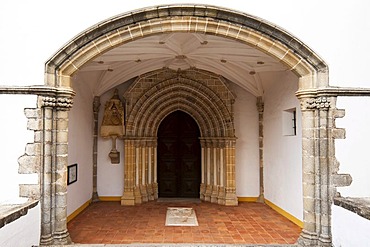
[39,94,73,245]
[121,139,135,205]
[204,141,212,201]
[39,103,53,245]
[211,143,219,203]
[153,144,158,199]
[200,139,206,200]
[256,96,265,203]
[225,138,238,206]
[297,95,333,247]
[217,143,226,205]
[92,96,100,202]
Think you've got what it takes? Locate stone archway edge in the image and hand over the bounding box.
[46,4,327,74]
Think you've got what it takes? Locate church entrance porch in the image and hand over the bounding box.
[67,201,301,245]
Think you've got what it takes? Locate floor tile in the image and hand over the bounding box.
[67,201,301,244]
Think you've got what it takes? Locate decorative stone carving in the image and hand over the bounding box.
[100,89,125,164]
[41,96,73,109]
[302,96,331,110]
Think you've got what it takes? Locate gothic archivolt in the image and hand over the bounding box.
[120,68,238,206]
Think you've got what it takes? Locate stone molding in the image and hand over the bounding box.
[0,200,39,229]
[334,197,370,221]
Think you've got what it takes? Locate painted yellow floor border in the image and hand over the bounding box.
[67,197,121,222]
[67,199,92,223]
[238,197,303,228]
[265,199,303,228]
[99,196,121,202]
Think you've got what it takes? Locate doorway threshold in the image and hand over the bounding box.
[157,198,201,203]
[52,244,297,247]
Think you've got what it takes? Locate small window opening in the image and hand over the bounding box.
[283,108,297,136]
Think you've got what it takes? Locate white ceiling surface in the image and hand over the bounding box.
[77,33,289,96]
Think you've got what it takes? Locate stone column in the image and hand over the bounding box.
[121,139,135,205]
[256,96,265,203]
[297,95,333,247]
[39,94,73,245]
[134,143,142,204]
[92,96,100,202]
[200,139,206,200]
[217,142,226,205]
[225,138,238,206]
[204,141,212,201]
[211,143,219,203]
[39,101,54,245]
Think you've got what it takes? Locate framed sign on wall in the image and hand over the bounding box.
[67,163,78,185]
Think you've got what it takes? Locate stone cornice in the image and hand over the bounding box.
[0,85,75,97]
[296,87,370,98]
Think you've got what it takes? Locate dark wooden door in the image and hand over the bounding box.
[157,111,201,198]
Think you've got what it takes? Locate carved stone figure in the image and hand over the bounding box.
[100,89,125,163]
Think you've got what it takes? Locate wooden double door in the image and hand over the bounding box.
[157,111,201,198]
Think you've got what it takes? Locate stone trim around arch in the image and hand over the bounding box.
[121,68,238,206]
[124,68,235,138]
[45,4,328,91]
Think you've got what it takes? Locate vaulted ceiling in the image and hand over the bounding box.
[77,33,289,96]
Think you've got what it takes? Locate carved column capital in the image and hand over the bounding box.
[41,96,74,110]
[300,96,331,111]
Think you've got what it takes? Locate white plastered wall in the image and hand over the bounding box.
[0,204,40,247]
[262,71,303,220]
[335,97,370,197]
[332,205,370,247]
[231,83,260,197]
[67,79,94,215]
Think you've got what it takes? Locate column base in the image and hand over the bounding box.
[147,183,154,201]
[92,191,100,202]
[257,194,265,203]
[152,183,158,200]
[52,230,72,245]
[211,185,219,203]
[134,186,142,204]
[204,185,212,202]
[200,183,206,200]
[217,186,226,205]
[225,191,238,206]
[297,229,332,247]
[121,192,135,206]
[140,184,148,202]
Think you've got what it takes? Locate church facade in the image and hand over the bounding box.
[0,2,369,246]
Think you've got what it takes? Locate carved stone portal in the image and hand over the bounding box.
[100,89,125,164]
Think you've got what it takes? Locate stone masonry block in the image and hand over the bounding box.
[332,174,352,187]
[27,118,42,131]
[24,108,41,118]
[18,155,40,174]
[333,109,345,119]
[332,128,346,139]
[25,143,41,156]
[19,184,40,200]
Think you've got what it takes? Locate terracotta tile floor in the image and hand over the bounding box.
[67,201,301,245]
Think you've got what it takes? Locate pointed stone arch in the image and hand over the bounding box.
[121,68,237,206]
[124,68,235,138]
